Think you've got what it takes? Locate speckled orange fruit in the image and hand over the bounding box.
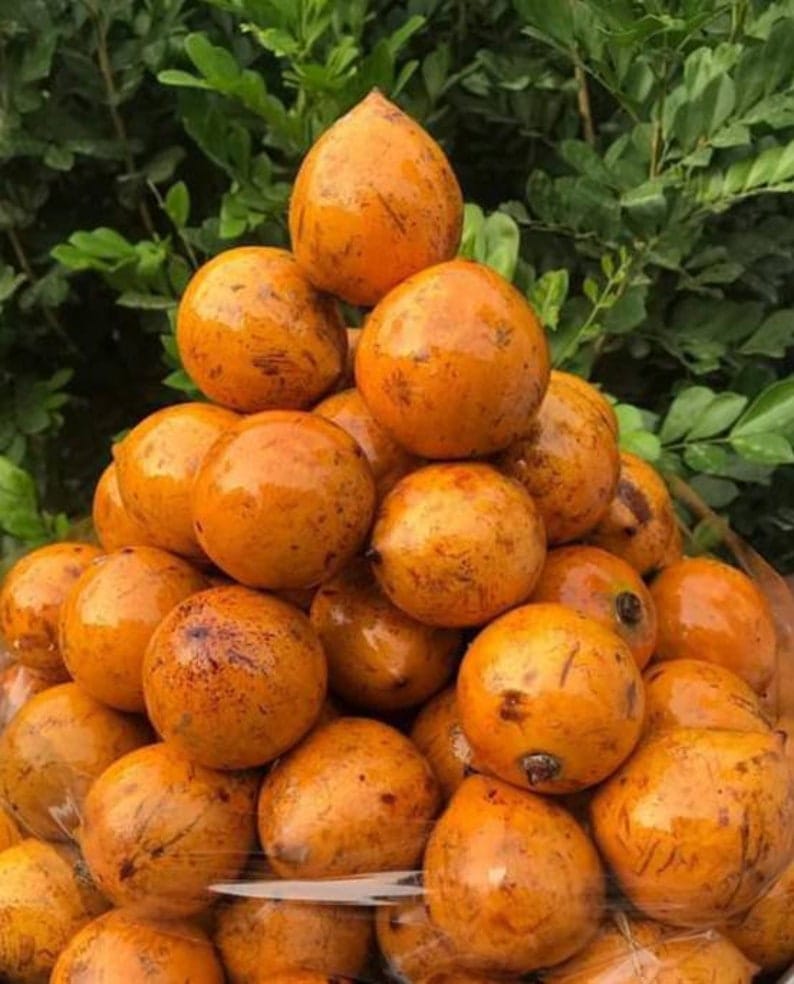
[51,909,225,984]
[0,806,20,851]
[314,388,420,500]
[0,682,152,841]
[410,686,479,802]
[370,463,546,628]
[650,556,777,694]
[591,728,794,927]
[376,901,464,981]
[176,247,347,413]
[356,259,549,458]
[92,463,157,552]
[260,975,357,984]
[310,560,459,712]
[531,545,657,669]
[588,452,678,576]
[458,604,644,794]
[192,411,376,589]
[551,370,618,437]
[258,717,440,878]
[114,403,238,560]
[143,586,327,770]
[498,371,620,544]
[725,854,794,972]
[423,775,605,975]
[289,91,463,307]
[59,546,207,712]
[0,662,59,731]
[0,542,102,673]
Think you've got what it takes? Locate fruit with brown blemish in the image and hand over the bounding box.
[192,411,376,590]
[410,686,479,801]
[724,854,794,972]
[369,462,546,628]
[355,258,549,459]
[376,900,466,981]
[0,662,59,732]
[0,807,21,851]
[550,369,618,437]
[176,246,347,413]
[92,463,158,552]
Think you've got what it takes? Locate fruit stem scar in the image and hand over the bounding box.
[615,591,642,626]
[520,752,562,786]
[365,546,382,564]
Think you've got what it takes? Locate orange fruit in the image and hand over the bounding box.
[410,685,479,802]
[724,854,794,972]
[92,462,157,551]
[0,661,59,731]
[0,806,21,851]
[550,369,618,437]
[376,901,464,981]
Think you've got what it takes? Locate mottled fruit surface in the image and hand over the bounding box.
[0,806,21,851]
[410,686,478,802]
[92,463,156,552]
[551,370,618,437]
[0,662,58,732]
[725,854,794,971]
[376,901,463,981]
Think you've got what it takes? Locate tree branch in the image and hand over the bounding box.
[574,62,596,146]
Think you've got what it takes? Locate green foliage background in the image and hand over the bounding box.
[1,0,793,572]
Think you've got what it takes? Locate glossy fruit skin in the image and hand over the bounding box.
[92,463,157,552]
[59,546,207,712]
[192,411,376,590]
[289,90,463,306]
[114,403,238,560]
[258,975,357,984]
[177,246,347,413]
[724,854,794,971]
[0,807,20,851]
[0,682,152,841]
[423,775,605,975]
[590,728,794,927]
[310,559,459,712]
[376,901,463,981]
[314,387,420,500]
[258,717,440,879]
[356,259,549,459]
[458,604,644,794]
[0,542,102,673]
[531,544,658,669]
[0,662,59,732]
[143,586,327,769]
[51,909,225,984]
[650,556,777,694]
[370,463,546,628]
[551,370,618,437]
[80,743,257,918]
[497,371,620,544]
[215,895,372,983]
[643,658,772,736]
[410,686,478,802]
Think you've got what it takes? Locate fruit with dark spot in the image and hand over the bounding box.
[411,686,480,801]
[92,463,158,552]
[376,901,467,981]
[724,854,794,972]
[550,370,618,437]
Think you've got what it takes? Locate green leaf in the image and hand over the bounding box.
[621,430,662,461]
[116,293,176,310]
[615,404,644,435]
[0,457,48,542]
[730,433,794,465]
[690,475,739,508]
[684,443,730,473]
[157,69,213,90]
[732,378,794,437]
[165,182,190,228]
[740,310,794,357]
[660,387,716,444]
[527,269,569,331]
[481,212,520,281]
[686,393,748,440]
[164,370,202,395]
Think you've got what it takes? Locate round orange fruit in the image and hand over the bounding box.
[92,462,157,552]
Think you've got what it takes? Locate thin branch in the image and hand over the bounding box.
[146,180,199,270]
[574,62,596,146]
[5,229,74,347]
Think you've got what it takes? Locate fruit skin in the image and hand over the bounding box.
[497,371,620,544]
[650,556,777,694]
[289,90,463,306]
[0,682,152,841]
[177,246,347,413]
[257,975,357,984]
[531,544,657,669]
[590,728,794,927]
[0,839,108,984]
[376,900,463,981]
[80,742,257,918]
[588,452,678,576]
[114,403,238,560]
[458,603,644,794]
[258,717,440,878]
[59,546,208,712]
[356,258,549,459]
[0,807,20,851]
[192,411,376,590]
[551,370,618,437]
[423,775,605,975]
[410,686,478,802]
[642,658,772,736]
[0,663,58,732]
[51,909,225,984]
[143,586,327,770]
[92,463,157,552]
[370,462,546,628]
[0,542,102,673]
[724,854,794,971]
[310,559,460,712]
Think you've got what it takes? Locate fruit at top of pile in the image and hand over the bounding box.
[458,603,644,793]
[0,542,102,673]
[590,728,794,927]
[369,462,546,627]
[80,742,257,917]
[114,403,238,560]
[177,247,347,413]
[531,544,657,668]
[589,451,680,575]
[309,559,460,712]
[0,839,108,983]
[258,717,440,878]
[51,909,225,984]
[410,685,478,802]
[0,806,20,851]
[192,411,376,589]
[59,546,207,712]
[724,854,794,971]
[356,259,549,458]
[551,369,618,437]
[0,662,58,731]
[497,370,620,544]
[376,900,464,981]
[642,658,772,735]
[289,90,463,306]
[143,586,327,769]
[92,463,157,552]
[313,387,420,500]
[423,774,604,975]
[650,556,777,694]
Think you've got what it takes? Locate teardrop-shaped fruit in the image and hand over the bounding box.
[356,259,549,458]
[724,854,794,972]
[551,370,618,437]
[177,247,347,412]
[92,463,157,552]
[289,90,463,306]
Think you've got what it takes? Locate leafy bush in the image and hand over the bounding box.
[1,0,793,572]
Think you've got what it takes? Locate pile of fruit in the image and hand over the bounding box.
[0,91,792,984]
